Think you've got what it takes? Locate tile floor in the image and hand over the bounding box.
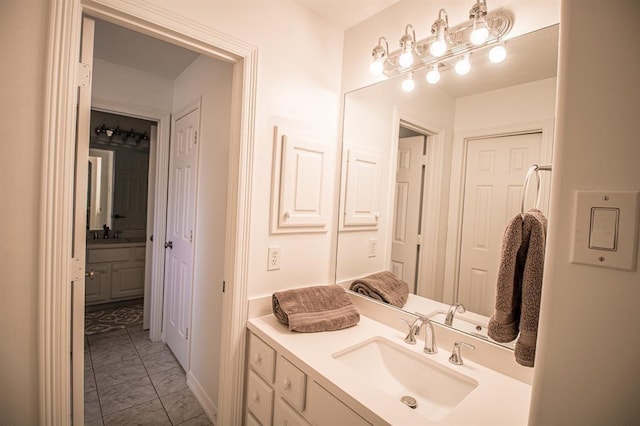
[84,325,212,425]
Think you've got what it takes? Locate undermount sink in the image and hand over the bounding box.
[332,337,478,421]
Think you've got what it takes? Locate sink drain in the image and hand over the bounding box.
[400,395,417,409]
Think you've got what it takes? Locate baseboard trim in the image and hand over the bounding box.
[187,371,218,425]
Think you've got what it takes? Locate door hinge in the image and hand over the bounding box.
[417,234,422,245]
[222,280,226,293]
[421,155,428,166]
[194,131,198,144]
[185,328,189,340]
[69,257,84,282]
[189,230,193,243]
[77,62,91,88]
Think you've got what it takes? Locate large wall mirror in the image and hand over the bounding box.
[336,25,559,349]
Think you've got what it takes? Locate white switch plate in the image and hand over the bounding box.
[572,191,639,271]
[267,246,282,271]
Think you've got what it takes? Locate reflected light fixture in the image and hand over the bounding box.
[369,37,389,76]
[489,43,507,63]
[455,53,471,75]
[398,25,417,69]
[401,73,416,92]
[469,0,489,45]
[429,9,449,57]
[426,64,441,84]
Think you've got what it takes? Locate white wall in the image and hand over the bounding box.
[145,0,345,299]
[341,0,560,93]
[172,55,233,410]
[92,58,174,113]
[0,1,49,423]
[530,0,640,422]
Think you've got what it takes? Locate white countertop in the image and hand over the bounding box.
[248,313,531,425]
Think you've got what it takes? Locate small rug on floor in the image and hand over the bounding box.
[85,304,143,335]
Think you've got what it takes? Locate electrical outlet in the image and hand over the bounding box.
[267,246,282,271]
[368,238,377,257]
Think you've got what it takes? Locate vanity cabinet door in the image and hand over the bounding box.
[275,356,307,412]
[111,261,145,299]
[247,370,274,425]
[273,397,310,426]
[306,381,371,426]
[85,263,111,304]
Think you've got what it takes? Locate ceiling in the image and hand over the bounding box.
[292,0,401,29]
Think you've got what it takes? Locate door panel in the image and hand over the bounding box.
[164,105,200,369]
[390,136,424,292]
[457,133,542,316]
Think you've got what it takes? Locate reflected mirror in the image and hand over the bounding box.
[336,25,559,349]
[87,110,153,232]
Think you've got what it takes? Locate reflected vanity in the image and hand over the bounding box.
[336,25,559,350]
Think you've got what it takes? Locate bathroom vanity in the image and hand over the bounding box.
[85,240,146,305]
[246,302,531,425]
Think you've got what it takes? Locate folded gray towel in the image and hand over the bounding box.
[349,271,409,308]
[272,285,360,333]
[488,209,547,367]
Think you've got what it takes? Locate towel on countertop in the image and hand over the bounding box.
[488,209,547,367]
[349,271,409,308]
[272,284,360,333]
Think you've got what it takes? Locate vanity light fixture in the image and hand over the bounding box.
[469,0,489,45]
[367,1,513,88]
[398,25,417,69]
[401,72,416,92]
[94,124,149,149]
[369,37,389,76]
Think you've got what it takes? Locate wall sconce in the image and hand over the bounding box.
[368,0,513,88]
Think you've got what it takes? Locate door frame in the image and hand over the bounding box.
[91,100,171,343]
[40,1,257,424]
[391,107,445,301]
[442,120,554,304]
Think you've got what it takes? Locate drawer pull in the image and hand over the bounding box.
[282,378,291,390]
[252,392,260,403]
[253,353,262,364]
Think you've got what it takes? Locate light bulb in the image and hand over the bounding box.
[489,44,507,63]
[430,39,447,57]
[455,54,471,75]
[401,74,415,92]
[470,16,489,45]
[399,50,414,68]
[426,65,440,84]
[369,59,384,76]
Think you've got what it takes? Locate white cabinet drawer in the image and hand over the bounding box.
[247,370,274,425]
[87,247,133,263]
[249,333,276,383]
[274,397,310,426]
[275,356,306,412]
[306,381,370,426]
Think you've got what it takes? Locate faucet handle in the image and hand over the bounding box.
[449,341,475,365]
[400,318,417,345]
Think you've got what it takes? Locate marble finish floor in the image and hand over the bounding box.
[84,326,211,425]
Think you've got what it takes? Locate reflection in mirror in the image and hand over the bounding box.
[87,110,153,232]
[337,25,559,349]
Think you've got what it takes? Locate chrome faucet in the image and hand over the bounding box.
[402,314,438,354]
[445,303,466,326]
[449,341,475,365]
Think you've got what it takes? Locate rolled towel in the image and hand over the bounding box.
[349,271,409,308]
[272,285,360,333]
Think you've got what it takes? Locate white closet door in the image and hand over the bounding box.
[164,104,200,370]
[457,133,542,316]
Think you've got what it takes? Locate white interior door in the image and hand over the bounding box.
[456,133,542,316]
[164,104,200,370]
[72,16,95,426]
[390,136,424,291]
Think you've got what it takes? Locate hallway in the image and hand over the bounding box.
[84,326,211,425]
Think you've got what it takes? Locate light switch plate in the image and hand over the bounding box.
[572,190,639,270]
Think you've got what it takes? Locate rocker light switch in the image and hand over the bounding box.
[589,208,619,250]
[572,191,640,271]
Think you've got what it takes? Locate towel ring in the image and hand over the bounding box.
[520,164,552,220]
